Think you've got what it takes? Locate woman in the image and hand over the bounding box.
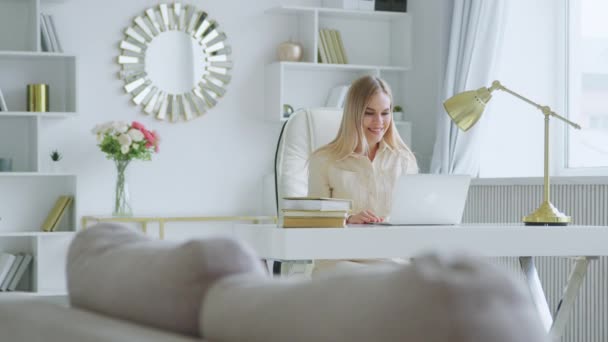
[309,75,417,223]
[308,75,417,275]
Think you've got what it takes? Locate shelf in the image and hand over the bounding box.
[0,290,68,297]
[0,172,76,177]
[267,5,409,20]
[0,51,76,59]
[276,61,409,72]
[0,111,76,118]
[0,232,75,237]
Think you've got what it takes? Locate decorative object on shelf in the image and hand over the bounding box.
[375,0,407,12]
[322,0,359,9]
[359,0,375,11]
[283,104,294,118]
[117,2,232,122]
[0,158,11,172]
[393,105,404,121]
[26,83,49,112]
[49,150,63,173]
[0,88,7,111]
[277,40,303,62]
[444,80,581,225]
[92,121,160,217]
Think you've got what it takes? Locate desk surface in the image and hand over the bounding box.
[232,224,608,260]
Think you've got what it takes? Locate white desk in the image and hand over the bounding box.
[232,223,608,340]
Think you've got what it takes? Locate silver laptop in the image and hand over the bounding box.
[379,174,471,225]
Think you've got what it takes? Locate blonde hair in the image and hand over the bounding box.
[313,75,413,160]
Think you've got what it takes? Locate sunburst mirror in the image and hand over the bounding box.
[117,3,232,122]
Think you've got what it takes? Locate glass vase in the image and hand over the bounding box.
[113,159,132,217]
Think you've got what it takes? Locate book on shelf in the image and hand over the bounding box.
[0,88,8,111]
[334,30,348,64]
[40,14,53,52]
[0,253,17,287]
[40,13,63,53]
[283,210,349,218]
[41,195,73,232]
[321,29,339,64]
[8,254,33,291]
[283,216,346,228]
[318,30,329,63]
[329,30,345,64]
[0,254,24,291]
[282,196,352,211]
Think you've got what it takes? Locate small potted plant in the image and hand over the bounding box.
[49,149,62,173]
[393,105,404,121]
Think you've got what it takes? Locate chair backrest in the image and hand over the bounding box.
[274,108,343,214]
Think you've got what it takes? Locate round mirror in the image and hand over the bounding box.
[117,3,232,122]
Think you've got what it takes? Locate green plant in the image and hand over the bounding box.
[50,150,62,162]
[393,105,403,113]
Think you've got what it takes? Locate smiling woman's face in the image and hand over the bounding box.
[362,91,392,146]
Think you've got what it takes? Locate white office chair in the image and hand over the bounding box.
[272,108,343,275]
[274,107,344,213]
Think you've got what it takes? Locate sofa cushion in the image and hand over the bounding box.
[201,254,548,342]
[67,223,265,337]
[0,298,203,342]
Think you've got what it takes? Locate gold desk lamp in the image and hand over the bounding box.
[444,80,581,226]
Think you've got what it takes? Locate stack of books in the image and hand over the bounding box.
[41,195,73,232]
[318,29,348,64]
[0,252,33,292]
[282,197,352,228]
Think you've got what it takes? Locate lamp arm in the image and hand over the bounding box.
[489,81,581,129]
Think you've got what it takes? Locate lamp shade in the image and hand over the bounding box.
[443,87,492,131]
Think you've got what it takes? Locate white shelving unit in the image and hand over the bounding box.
[0,0,76,296]
[265,5,412,124]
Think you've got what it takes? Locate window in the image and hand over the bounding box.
[565,0,608,172]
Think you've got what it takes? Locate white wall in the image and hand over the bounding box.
[479,0,563,177]
[39,0,327,218]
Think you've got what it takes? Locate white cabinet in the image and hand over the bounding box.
[265,5,412,124]
[0,0,76,296]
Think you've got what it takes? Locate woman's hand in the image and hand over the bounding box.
[347,210,384,224]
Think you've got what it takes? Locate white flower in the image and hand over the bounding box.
[113,121,129,134]
[96,133,103,143]
[132,143,139,149]
[128,128,144,142]
[117,133,132,146]
[121,145,130,154]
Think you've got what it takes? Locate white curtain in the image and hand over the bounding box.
[430,0,506,176]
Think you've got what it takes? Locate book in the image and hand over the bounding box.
[318,30,329,63]
[0,88,8,111]
[41,195,72,232]
[0,253,16,287]
[0,254,24,291]
[44,14,63,53]
[335,30,348,64]
[283,216,346,228]
[282,197,352,211]
[8,254,32,291]
[283,210,349,218]
[330,30,345,64]
[321,29,338,64]
[40,14,52,52]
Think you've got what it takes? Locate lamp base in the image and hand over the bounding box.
[523,201,571,226]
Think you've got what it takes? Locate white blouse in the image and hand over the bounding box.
[308,141,418,218]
